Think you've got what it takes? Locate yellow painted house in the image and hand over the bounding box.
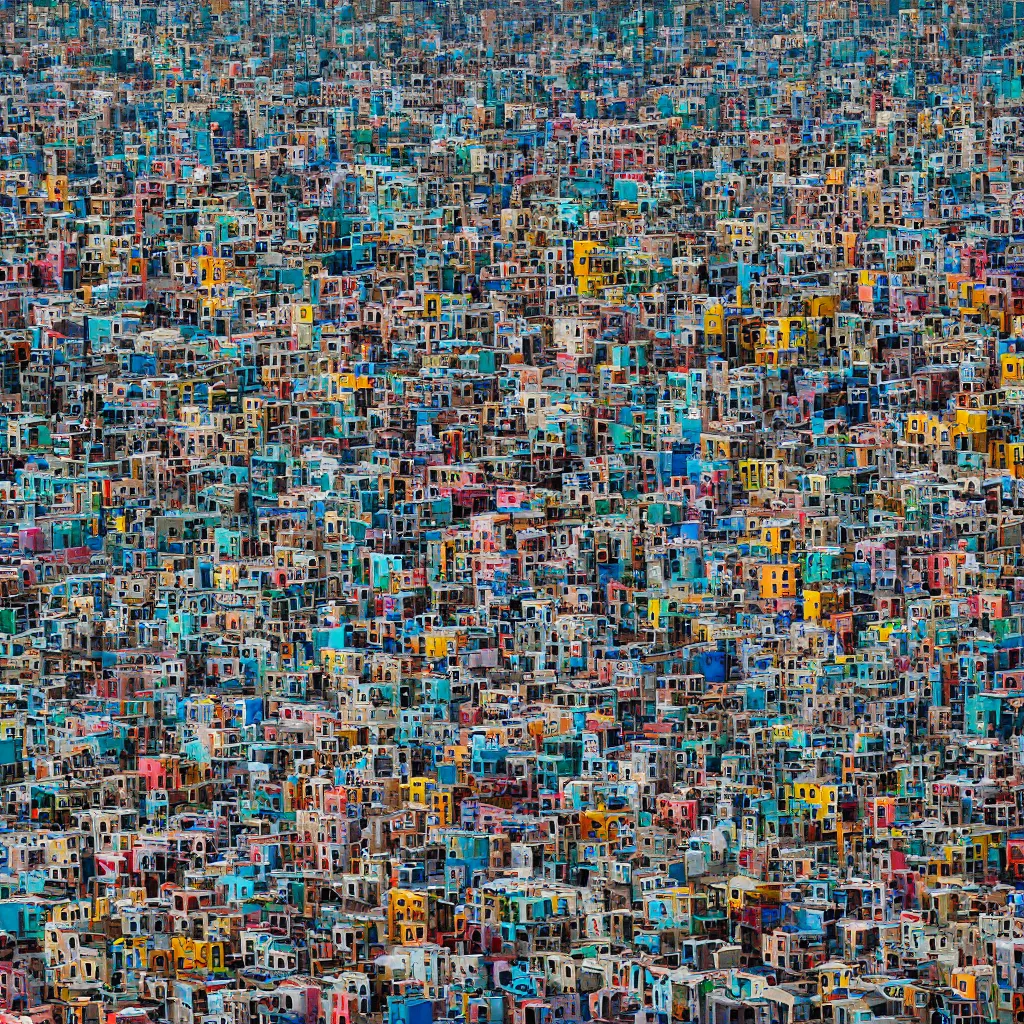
[1000,352,1024,384]
[816,961,852,998]
[387,887,429,944]
[802,587,843,624]
[904,410,986,454]
[171,936,230,975]
[572,240,623,296]
[738,459,782,493]
[789,780,838,823]
[580,809,632,845]
[704,302,725,350]
[757,522,798,557]
[402,776,454,827]
[760,563,798,599]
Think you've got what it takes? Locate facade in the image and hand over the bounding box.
[1,5,1024,1024]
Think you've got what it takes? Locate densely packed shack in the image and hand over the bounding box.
[1,3,1024,1024]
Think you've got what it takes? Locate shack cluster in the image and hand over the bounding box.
[2,4,1024,1024]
